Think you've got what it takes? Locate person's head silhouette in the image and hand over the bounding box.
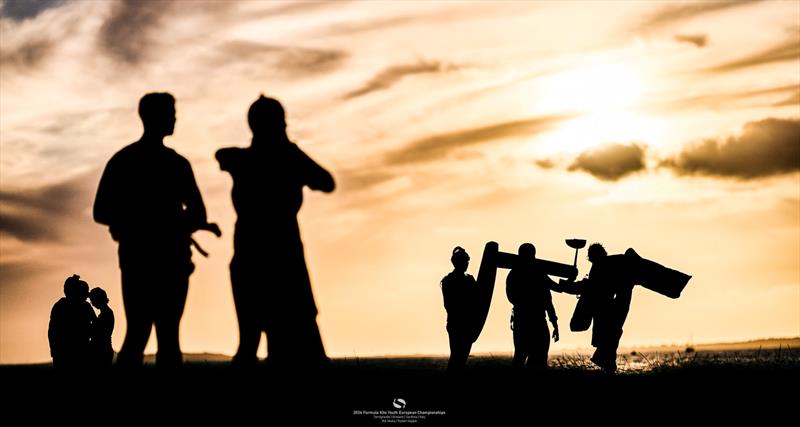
[64,274,89,303]
[587,243,607,263]
[138,92,176,138]
[89,287,109,310]
[451,246,470,274]
[248,95,286,139]
[518,243,536,260]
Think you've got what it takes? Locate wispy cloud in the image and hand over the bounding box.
[568,142,647,181]
[0,37,53,69]
[344,60,460,99]
[637,0,763,32]
[645,84,799,112]
[0,171,97,242]
[98,0,172,65]
[213,40,347,75]
[662,118,800,179]
[703,39,800,73]
[385,114,571,165]
[674,33,707,48]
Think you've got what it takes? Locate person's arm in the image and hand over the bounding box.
[441,278,453,312]
[545,289,559,342]
[215,147,237,173]
[506,269,516,305]
[180,159,209,234]
[296,146,335,193]
[93,158,119,238]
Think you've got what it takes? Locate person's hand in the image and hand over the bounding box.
[204,223,222,238]
[552,326,560,342]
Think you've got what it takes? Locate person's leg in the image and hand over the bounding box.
[230,262,261,366]
[531,319,550,369]
[447,329,470,372]
[116,264,153,368]
[512,319,528,369]
[154,267,190,368]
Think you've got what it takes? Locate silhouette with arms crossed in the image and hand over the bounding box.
[506,243,559,369]
[49,274,96,370]
[216,95,334,367]
[440,246,477,372]
[89,287,115,368]
[94,92,220,368]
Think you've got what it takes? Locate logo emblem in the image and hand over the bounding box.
[392,398,406,409]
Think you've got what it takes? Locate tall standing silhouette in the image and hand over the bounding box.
[216,95,334,367]
[48,274,96,370]
[440,246,477,372]
[506,243,559,369]
[94,92,219,368]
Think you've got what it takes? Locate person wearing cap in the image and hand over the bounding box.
[440,246,478,372]
[216,95,335,367]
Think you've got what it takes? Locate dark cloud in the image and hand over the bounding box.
[0,172,98,242]
[674,34,707,48]
[0,38,54,69]
[98,0,172,65]
[0,0,64,21]
[637,0,763,32]
[662,118,800,179]
[216,41,347,75]
[703,39,800,73]
[385,114,571,165]
[0,260,50,288]
[344,60,460,99]
[568,143,647,181]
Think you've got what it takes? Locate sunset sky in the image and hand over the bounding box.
[1,0,798,364]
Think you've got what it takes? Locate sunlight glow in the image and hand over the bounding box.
[539,63,644,113]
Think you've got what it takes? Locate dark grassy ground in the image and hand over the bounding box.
[3,348,798,423]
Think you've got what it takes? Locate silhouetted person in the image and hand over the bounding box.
[49,275,96,370]
[89,287,115,368]
[94,92,220,368]
[216,95,334,367]
[555,243,634,373]
[440,246,477,372]
[506,243,559,369]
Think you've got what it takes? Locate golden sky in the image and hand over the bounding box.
[1,0,798,364]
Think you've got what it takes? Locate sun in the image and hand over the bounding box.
[529,62,664,153]
[539,63,644,113]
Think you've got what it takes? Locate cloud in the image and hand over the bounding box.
[98,0,172,65]
[534,159,556,169]
[703,39,800,73]
[0,37,54,69]
[644,84,798,112]
[637,0,763,32]
[385,114,571,165]
[0,0,65,21]
[0,172,97,242]
[344,60,460,99]
[674,34,707,48]
[774,91,800,107]
[214,40,347,75]
[568,143,647,181]
[662,118,800,179]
